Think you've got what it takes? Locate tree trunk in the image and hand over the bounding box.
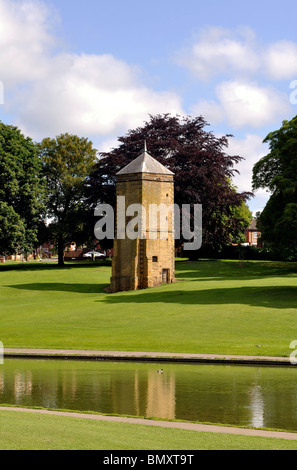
[58,234,64,266]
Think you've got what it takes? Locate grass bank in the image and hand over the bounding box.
[0,408,297,450]
[1,259,297,357]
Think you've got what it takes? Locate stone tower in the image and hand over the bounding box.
[110,144,175,292]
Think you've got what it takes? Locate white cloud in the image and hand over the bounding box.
[227,133,271,214]
[190,99,224,125]
[177,27,260,81]
[216,80,290,128]
[191,81,290,130]
[1,1,296,152]
[0,0,183,141]
[0,0,55,86]
[178,26,295,131]
[177,26,297,84]
[16,52,183,140]
[265,40,297,80]
[227,133,269,193]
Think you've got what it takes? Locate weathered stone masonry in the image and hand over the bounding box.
[110,146,175,292]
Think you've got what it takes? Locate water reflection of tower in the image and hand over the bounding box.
[146,370,176,419]
[61,370,78,399]
[14,372,33,402]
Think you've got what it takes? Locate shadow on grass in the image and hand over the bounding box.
[0,260,112,272]
[4,260,297,309]
[8,281,297,309]
[6,283,108,294]
[1,259,296,280]
[175,260,297,281]
[98,285,297,310]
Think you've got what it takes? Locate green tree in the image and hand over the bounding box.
[0,122,44,257]
[228,201,253,244]
[252,115,297,259]
[39,133,97,266]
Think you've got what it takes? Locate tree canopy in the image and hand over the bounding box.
[0,122,44,256]
[252,115,297,260]
[39,133,97,265]
[89,114,251,252]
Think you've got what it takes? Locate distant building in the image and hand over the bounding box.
[109,144,175,292]
[245,218,262,247]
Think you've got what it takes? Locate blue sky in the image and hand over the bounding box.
[1,0,297,214]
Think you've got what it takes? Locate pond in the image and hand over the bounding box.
[1,358,297,431]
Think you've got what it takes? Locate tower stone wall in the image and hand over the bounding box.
[110,149,175,292]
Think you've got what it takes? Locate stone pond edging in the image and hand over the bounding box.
[3,348,293,366]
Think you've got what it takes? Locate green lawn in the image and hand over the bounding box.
[2,258,297,450]
[0,409,297,450]
[0,258,297,356]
